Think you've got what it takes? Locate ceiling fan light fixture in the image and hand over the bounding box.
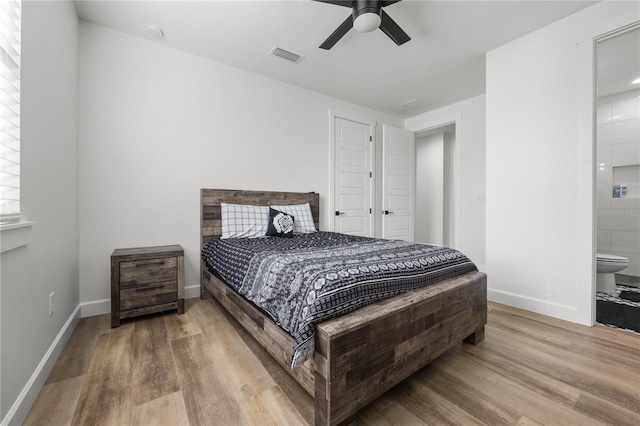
[316,0,410,50]
[353,11,381,33]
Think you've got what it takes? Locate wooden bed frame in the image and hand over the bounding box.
[200,188,487,426]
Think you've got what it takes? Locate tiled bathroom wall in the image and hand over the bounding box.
[597,90,640,277]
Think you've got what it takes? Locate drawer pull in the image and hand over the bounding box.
[135,259,166,267]
[135,283,167,292]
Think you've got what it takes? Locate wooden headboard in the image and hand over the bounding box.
[200,188,320,248]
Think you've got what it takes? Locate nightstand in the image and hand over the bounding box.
[111,244,184,328]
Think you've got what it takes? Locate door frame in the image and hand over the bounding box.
[328,109,376,236]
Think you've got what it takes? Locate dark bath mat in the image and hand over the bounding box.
[596,300,640,333]
[619,291,640,303]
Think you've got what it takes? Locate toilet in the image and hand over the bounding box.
[596,253,629,294]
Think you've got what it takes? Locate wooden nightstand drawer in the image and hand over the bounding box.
[120,281,177,310]
[111,245,184,328]
[120,257,177,287]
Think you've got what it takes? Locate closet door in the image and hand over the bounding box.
[382,125,415,241]
[332,116,374,237]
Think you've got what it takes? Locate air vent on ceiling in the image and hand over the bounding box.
[401,98,432,110]
[270,46,304,64]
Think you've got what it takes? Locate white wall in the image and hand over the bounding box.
[486,1,639,325]
[0,1,79,423]
[405,94,486,270]
[78,22,403,314]
[415,133,444,244]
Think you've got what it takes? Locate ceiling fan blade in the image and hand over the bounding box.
[379,9,410,46]
[381,0,402,6]
[312,0,353,7]
[319,15,354,50]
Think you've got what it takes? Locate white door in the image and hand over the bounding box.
[382,125,415,241]
[333,116,373,237]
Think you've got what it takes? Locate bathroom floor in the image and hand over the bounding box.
[596,274,640,334]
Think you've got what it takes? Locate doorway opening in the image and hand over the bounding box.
[415,123,456,247]
[594,24,640,333]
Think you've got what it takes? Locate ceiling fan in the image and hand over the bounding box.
[313,0,411,50]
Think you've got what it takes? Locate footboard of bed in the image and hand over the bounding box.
[313,271,487,426]
[202,267,487,426]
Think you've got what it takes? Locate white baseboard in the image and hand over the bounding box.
[488,287,579,324]
[80,297,110,318]
[80,285,201,318]
[184,284,200,299]
[1,305,81,426]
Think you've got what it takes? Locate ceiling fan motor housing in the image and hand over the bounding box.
[352,0,382,33]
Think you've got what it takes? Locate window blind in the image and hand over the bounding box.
[0,0,21,215]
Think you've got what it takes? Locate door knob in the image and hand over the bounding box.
[335,211,345,216]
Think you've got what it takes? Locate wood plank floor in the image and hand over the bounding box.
[25,299,640,426]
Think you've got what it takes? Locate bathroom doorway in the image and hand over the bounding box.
[595,25,640,332]
[415,124,455,246]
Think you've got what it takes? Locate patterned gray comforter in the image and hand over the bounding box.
[201,232,477,368]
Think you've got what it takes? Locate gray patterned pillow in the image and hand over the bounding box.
[266,208,295,238]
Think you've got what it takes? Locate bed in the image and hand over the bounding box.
[200,188,487,426]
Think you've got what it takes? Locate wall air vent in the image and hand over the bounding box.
[270,46,304,64]
[401,98,432,110]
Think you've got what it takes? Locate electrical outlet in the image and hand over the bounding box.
[49,292,54,316]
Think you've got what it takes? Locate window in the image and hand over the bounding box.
[1,0,21,218]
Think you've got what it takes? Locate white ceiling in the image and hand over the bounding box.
[73,0,598,118]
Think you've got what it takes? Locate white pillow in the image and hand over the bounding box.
[220,203,269,239]
[270,203,317,234]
